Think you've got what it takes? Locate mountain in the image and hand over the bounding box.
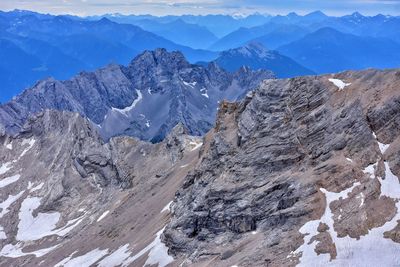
[0,49,274,142]
[250,24,311,50]
[90,13,272,38]
[209,22,311,51]
[0,109,204,266]
[209,11,400,52]
[101,18,218,49]
[0,10,218,103]
[2,69,400,266]
[277,27,400,74]
[314,12,400,43]
[165,68,400,265]
[212,42,314,78]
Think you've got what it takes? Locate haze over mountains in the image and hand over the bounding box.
[1,9,400,102]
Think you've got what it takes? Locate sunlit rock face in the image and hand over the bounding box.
[164,69,400,266]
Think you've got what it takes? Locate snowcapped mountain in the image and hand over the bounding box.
[212,42,314,78]
[0,48,274,142]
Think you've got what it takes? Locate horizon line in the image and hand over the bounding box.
[0,8,398,18]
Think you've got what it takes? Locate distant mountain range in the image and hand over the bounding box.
[209,11,400,51]
[87,13,273,38]
[1,9,400,103]
[277,27,400,73]
[0,10,217,102]
[92,17,218,49]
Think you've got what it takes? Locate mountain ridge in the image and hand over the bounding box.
[0,48,274,142]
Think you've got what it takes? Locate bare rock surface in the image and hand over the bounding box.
[0,109,203,267]
[2,69,400,267]
[164,69,400,266]
[0,49,274,142]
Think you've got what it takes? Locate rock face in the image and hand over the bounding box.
[0,48,274,142]
[2,69,400,267]
[164,69,400,266]
[0,109,203,266]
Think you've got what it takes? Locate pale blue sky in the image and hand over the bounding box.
[0,0,399,16]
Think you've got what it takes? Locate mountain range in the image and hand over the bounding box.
[1,7,400,267]
[1,67,400,266]
[0,11,217,102]
[0,49,274,142]
[1,10,400,104]
[277,27,400,74]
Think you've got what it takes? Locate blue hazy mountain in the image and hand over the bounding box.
[0,10,218,102]
[209,11,400,51]
[96,17,218,49]
[277,27,400,74]
[89,13,272,38]
[210,23,311,51]
[212,42,314,78]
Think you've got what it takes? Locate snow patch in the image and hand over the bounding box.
[373,131,390,154]
[182,80,197,88]
[0,226,6,239]
[293,162,400,266]
[121,227,173,267]
[97,210,110,222]
[29,182,44,193]
[19,138,36,158]
[200,88,209,98]
[0,242,60,258]
[0,191,25,218]
[380,162,400,199]
[329,78,351,90]
[345,158,353,163]
[378,142,390,154]
[363,162,378,179]
[161,201,173,213]
[0,174,20,188]
[112,90,143,116]
[55,248,109,267]
[97,244,131,267]
[356,192,365,207]
[6,143,12,150]
[16,196,84,241]
[190,141,203,151]
[0,162,12,175]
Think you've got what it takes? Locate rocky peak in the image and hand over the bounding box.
[128,48,191,71]
[164,69,400,266]
[0,49,273,142]
[221,42,274,59]
[21,109,101,141]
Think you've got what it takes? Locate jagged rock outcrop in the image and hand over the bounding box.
[164,69,400,266]
[0,109,203,266]
[2,68,400,267]
[0,49,274,142]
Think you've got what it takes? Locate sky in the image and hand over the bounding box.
[0,0,399,17]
